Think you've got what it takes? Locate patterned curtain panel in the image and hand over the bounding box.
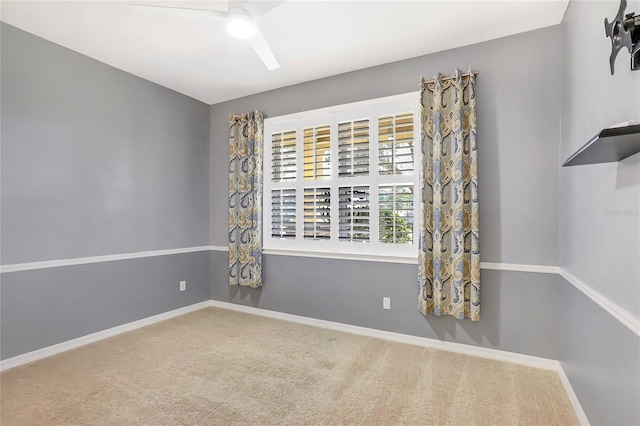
[418,69,480,321]
[229,111,264,288]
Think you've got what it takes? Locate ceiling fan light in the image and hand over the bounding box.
[226,11,256,39]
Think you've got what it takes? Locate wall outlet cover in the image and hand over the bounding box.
[179,280,186,291]
[383,297,390,309]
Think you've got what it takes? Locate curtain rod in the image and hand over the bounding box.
[420,70,479,85]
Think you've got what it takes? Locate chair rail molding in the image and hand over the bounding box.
[559,269,640,337]
[2,246,636,339]
[0,246,216,273]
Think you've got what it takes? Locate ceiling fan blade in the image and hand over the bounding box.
[229,0,284,18]
[133,1,281,71]
[248,25,279,70]
[131,2,228,19]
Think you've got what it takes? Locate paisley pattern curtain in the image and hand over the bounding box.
[229,111,264,288]
[418,69,480,321]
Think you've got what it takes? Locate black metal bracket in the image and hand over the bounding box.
[605,0,640,74]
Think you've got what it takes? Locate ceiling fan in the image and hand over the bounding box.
[131,1,282,70]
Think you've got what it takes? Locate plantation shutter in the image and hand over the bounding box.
[338,119,370,177]
[378,112,415,175]
[272,130,296,182]
[379,184,414,244]
[271,189,296,239]
[263,92,419,257]
[303,187,331,239]
[304,125,331,180]
[338,185,370,242]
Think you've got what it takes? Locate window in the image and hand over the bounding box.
[264,92,419,258]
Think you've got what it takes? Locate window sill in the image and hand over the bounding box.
[262,248,417,264]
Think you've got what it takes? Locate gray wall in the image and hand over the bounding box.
[209,26,563,358]
[1,252,211,360]
[210,26,562,267]
[558,1,640,424]
[1,23,211,265]
[211,252,560,359]
[560,0,639,319]
[0,24,212,359]
[558,276,639,425]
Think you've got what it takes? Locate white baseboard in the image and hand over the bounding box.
[209,300,558,369]
[0,301,211,372]
[557,362,590,425]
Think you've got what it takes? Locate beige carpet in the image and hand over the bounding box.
[1,307,578,425]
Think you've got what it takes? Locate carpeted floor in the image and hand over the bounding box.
[1,307,578,425]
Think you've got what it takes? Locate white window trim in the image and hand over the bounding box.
[264,91,421,259]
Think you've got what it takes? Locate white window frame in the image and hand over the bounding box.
[264,92,420,260]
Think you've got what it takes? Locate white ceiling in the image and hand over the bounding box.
[1,0,569,105]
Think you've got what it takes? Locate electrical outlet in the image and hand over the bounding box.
[383,297,391,310]
[179,280,186,292]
